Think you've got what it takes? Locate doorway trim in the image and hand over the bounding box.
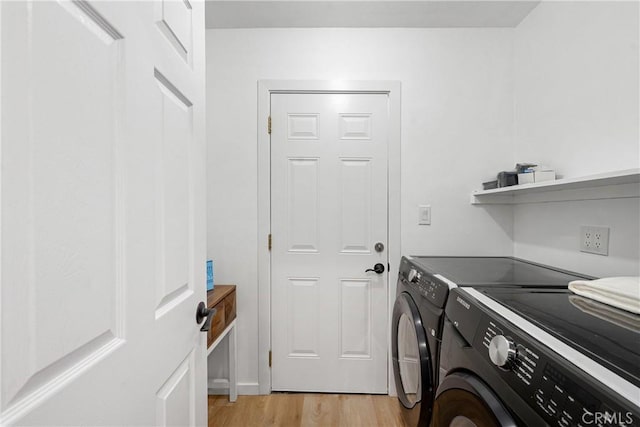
[257,80,401,394]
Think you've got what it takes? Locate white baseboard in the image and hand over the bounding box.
[207,379,393,397]
[207,378,229,391]
[207,379,260,396]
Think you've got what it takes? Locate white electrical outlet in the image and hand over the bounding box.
[580,226,610,256]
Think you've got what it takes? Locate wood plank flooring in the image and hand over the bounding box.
[208,393,406,427]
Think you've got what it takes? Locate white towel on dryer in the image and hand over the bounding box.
[568,277,640,314]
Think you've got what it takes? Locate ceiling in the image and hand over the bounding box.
[205,0,541,29]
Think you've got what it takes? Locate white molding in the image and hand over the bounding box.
[208,378,230,390]
[257,80,401,395]
[257,80,271,395]
[386,81,401,397]
[208,381,260,396]
[0,1,3,411]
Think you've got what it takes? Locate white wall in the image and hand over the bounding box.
[513,199,639,277]
[512,1,640,277]
[206,28,515,391]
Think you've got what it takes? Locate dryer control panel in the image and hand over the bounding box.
[477,322,637,427]
[399,257,450,308]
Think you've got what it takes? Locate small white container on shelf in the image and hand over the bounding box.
[519,165,556,184]
[518,172,535,184]
[534,170,556,182]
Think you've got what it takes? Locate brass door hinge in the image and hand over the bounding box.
[269,350,272,367]
[268,234,272,251]
[268,116,272,134]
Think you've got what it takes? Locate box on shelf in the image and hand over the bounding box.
[534,170,556,182]
[483,180,498,190]
[517,169,555,184]
[497,171,518,188]
[517,172,535,184]
[206,260,214,291]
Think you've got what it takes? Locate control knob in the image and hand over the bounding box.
[407,268,419,283]
[489,335,516,369]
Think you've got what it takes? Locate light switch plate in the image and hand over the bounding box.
[419,205,431,225]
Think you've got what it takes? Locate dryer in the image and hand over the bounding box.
[433,287,640,426]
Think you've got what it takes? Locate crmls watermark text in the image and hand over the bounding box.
[582,411,634,425]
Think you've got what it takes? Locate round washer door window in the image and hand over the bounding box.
[391,291,433,414]
[432,373,517,427]
[397,313,421,406]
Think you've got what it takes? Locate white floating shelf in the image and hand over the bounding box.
[471,168,640,205]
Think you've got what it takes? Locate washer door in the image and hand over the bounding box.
[392,292,433,426]
[432,372,517,427]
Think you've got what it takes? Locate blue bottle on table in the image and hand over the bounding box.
[206,260,214,291]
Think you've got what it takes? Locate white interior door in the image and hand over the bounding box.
[0,1,207,425]
[270,93,389,393]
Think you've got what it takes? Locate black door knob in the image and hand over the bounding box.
[196,301,216,332]
[365,263,385,274]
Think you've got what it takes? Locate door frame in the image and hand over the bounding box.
[257,80,401,394]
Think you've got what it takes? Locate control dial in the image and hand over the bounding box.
[489,335,516,369]
[407,268,419,283]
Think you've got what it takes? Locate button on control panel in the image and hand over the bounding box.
[488,335,516,369]
[482,321,537,386]
[407,268,419,283]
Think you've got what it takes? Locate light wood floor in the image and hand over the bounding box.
[208,393,406,427]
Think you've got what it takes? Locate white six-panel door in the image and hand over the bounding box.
[270,93,389,393]
[0,1,206,425]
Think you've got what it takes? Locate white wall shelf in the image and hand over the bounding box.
[471,168,640,205]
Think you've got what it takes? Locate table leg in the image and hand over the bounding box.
[228,323,237,402]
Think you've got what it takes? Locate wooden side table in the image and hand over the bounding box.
[206,285,237,402]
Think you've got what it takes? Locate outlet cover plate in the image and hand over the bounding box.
[580,225,610,256]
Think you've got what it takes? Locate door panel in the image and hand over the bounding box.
[340,158,372,253]
[156,0,193,64]
[339,114,372,140]
[1,1,207,425]
[287,278,320,357]
[287,158,319,252]
[1,0,125,415]
[156,351,196,427]
[154,68,193,316]
[271,93,389,393]
[339,279,372,358]
[288,114,320,139]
